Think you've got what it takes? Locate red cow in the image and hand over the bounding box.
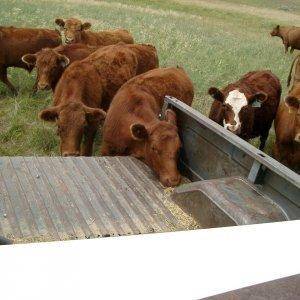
[102,67,194,187]
[0,26,61,94]
[22,43,97,91]
[274,84,300,171]
[39,43,158,156]
[55,18,134,46]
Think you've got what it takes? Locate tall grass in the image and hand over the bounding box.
[0,0,298,155]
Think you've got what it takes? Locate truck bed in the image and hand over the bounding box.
[0,156,198,243]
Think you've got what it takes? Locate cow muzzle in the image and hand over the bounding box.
[38,82,51,90]
[160,174,181,188]
[65,37,75,44]
[224,123,241,135]
[62,151,80,157]
[295,133,300,143]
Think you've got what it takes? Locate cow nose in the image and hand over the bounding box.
[63,152,80,157]
[160,174,181,187]
[225,124,239,133]
[38,83,50,90]
[65,37,74,44]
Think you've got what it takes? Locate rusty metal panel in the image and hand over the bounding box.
[0,156,198,243]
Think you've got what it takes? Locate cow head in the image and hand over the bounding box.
[39,102,106,156]
[285,96,300,143]
[55,18,91,44]
[208,87,267,135]
[22,49,70,90]
[130,109,181,187]
[270,25,280,37]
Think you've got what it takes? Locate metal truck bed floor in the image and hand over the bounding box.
[0,156,198,243]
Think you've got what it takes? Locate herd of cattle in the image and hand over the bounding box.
[0,19,299,187]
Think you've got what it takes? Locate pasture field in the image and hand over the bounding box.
[0,0,299,156]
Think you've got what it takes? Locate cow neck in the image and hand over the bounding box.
[285,102,300,115]
[279,26,293,38]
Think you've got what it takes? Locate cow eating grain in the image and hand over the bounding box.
[274,85,300,172]
[22,43,97,92]
[101,67,194,187]
[55,18,134,46]
[0,26,61,94]
[208,70,281,150]
[39,43,159,156]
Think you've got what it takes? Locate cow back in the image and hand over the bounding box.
[0,27,61,68]
[81,29,134,46]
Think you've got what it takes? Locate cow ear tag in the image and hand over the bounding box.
[252,99,262,108]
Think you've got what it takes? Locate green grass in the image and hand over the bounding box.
[221,0,300,13]
[0,0,299,156]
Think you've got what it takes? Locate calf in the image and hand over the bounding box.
[274,86,300,172]
[102,67,194,187]
[55,18,134,46]
[208,70,281,150]
[270,25,300,53]
[22,43,97,91]
[0,26,61,94]
[39,43,158,156]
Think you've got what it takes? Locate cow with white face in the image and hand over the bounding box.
[208,70,282,150]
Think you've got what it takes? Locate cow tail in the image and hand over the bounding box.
[287,55,299,87]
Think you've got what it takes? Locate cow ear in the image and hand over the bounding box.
[130,124,148,141]
[249,92,267,107]
[85,107,106,123]
[22,54,37,66]
[39,107,59,122]
[165,109,177,126]
[59,55,70,68]
[81,22,91,30]
[285,96,300,109]
[208,87,224,103]
[55,18,65,28]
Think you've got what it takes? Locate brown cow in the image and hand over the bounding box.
[208,70,281,150]
[274,86,300,172]
[39,43,159,156]
[287,54,300,92]
[270,25,300,53]
[55,18,134,46]
[102,67,194,187]
[22,43,97,91]
[0,26,61,94]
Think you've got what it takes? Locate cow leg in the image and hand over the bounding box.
[81,126,97,156]
[101,142,113,156]
[0,66,17,95]
[259,133,269,151]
